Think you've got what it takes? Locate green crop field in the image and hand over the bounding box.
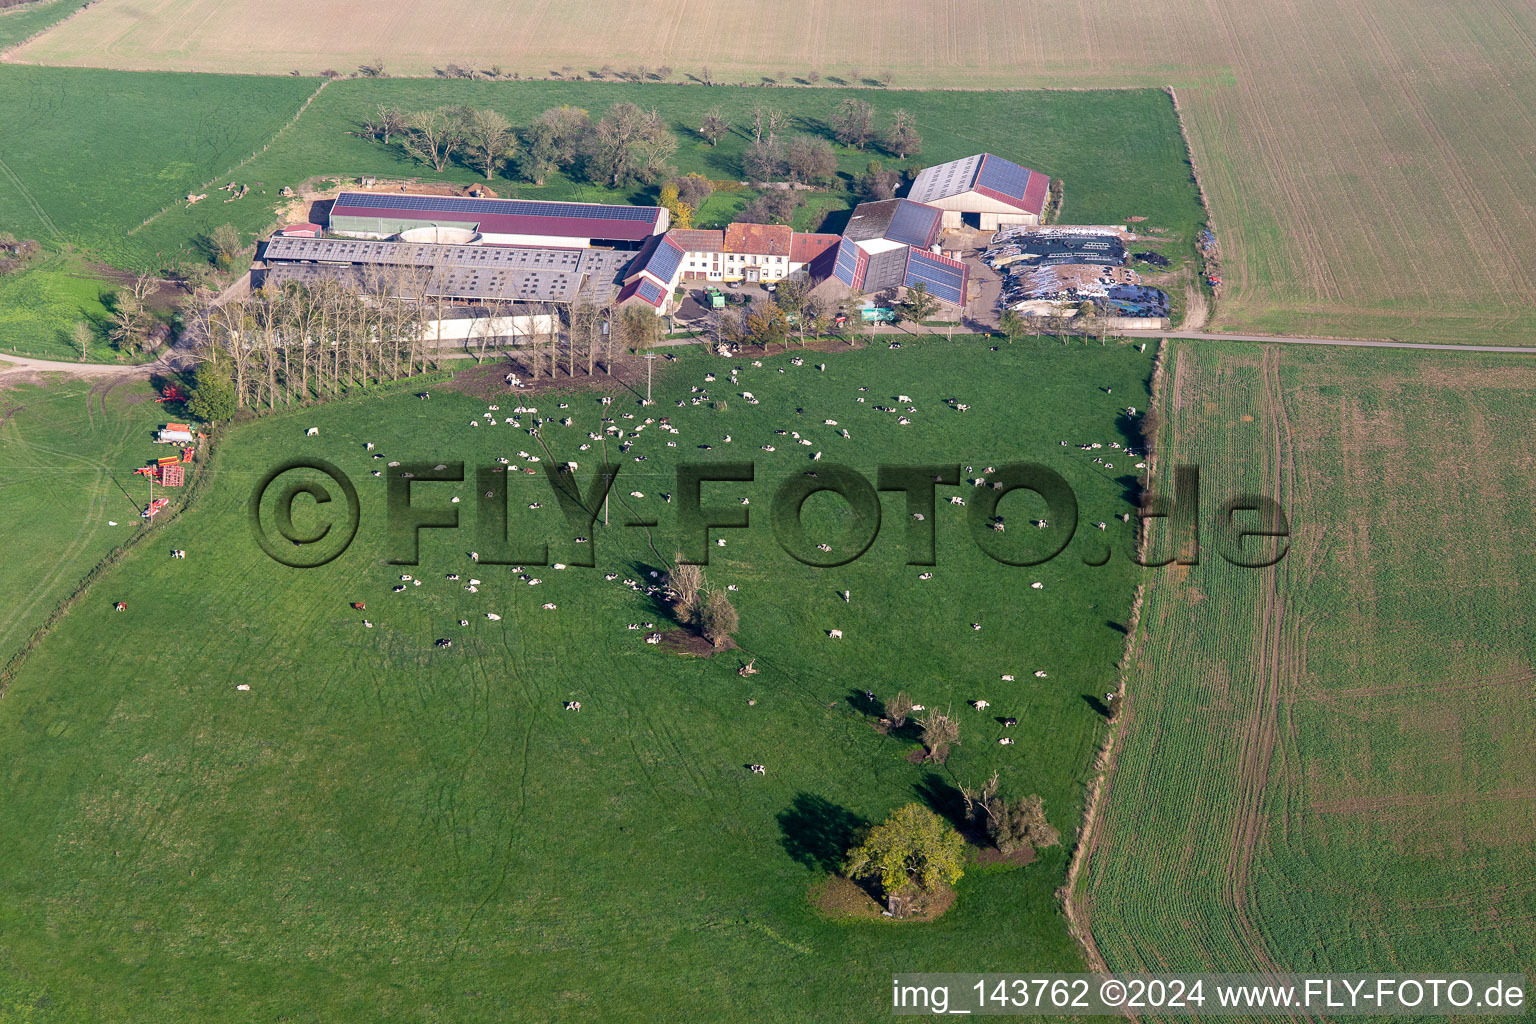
[1080,341,1536,991]
[0,337,1154,1022]
[0,373,164,670]
[0,65,1205,359]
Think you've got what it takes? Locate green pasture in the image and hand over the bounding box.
[0,373,165,669]
[0,337,1153,1022]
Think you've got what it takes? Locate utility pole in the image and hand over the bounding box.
[644,352,657,404]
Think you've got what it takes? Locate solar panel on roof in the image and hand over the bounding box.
[975,156,1030,200]
[636,279,665,305]
[334,192,657,223]
[905,250,966,305]
[833,238,862,286]
[640,238,684,283]
[886,201,939,248]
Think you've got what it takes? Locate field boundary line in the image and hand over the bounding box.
[0,423,223,699]
[128,77,329,237]
[1062,338,1167,981]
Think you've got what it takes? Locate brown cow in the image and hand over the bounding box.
[351,602,366,610]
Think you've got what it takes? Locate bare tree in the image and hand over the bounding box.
[918,709,959,762]
[883,109,922,159]
[699,106,729,146]
[831,98,875,148]
[462,108,517,179]
[402,106,467,172]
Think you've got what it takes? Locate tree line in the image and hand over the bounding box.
[361,98,923,200]
[362,102,678,187]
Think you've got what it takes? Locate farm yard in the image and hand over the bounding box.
[1080,341,1536,986]
[0,338,1155,1021]
[8,0,1536,344]
[0,64,1203,359]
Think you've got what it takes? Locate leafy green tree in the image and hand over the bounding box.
[521,105,591,184]
[205,223,243,270]
[745,301,789,348]
[774,275,810,318]
[898,282,941,323]
[844,803,966,906]
[998,308,1026,343]
[186,360,237,421]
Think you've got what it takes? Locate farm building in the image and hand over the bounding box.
[830,199,969,305]
[667,225,841,284]
[907,153,1050,230]
[326,192,668,249]
[259,234,635,309]
[614,232,688,314]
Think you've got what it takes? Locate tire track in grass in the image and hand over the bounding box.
[0,148,61,241]
[1220,347,1297,984]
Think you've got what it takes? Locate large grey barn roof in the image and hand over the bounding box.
[261,236,632,304]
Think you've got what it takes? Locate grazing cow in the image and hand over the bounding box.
[306,427,318,436]
[1034,670,1048,678]
[435,639,452,648]
[1031,582,1044,590]
[114,602,126,612]
[237,684,251,691]
[1001,717,1018,727]
[910,704,926,712]
[748,764,766,775]
[972,700,990,710]
[417,392,430,400]
[999,737,1014,745]
[645,633,662,644]
[1002,674,1016,681]
[564,701,582,711]
[827,629,843,639]
[351,602,366,611]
